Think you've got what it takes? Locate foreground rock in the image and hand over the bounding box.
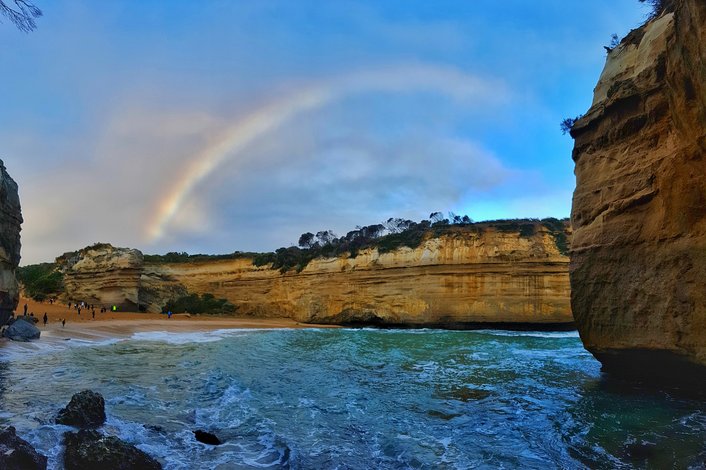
[56,390,106,428]
[569,0,706,381]
[0,160,22,326]
[194,430,222,445]
[3,318,40,342]
[0,426,47,470]
[63,429,161,470]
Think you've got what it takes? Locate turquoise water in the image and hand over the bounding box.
[1,328,705,469]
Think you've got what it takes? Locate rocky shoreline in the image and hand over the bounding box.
[0,389,231,469]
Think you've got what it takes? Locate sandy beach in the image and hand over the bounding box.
[4,297,337,347]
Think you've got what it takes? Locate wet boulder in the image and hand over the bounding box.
[16,315,38,324]
[3,318,40,342]
[0,426,47,470]
[63,429,161,470]
[56,390,106,428]
[193,429,222,445]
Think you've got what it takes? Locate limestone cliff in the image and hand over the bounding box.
[570,0,706,380]
[0,160,22,325]
[0,160,22,324]
[58,244,143,310]
[56,223,572,327]
[144,224,572,327]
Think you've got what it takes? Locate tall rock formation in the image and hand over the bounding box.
[58,244,143,310]
[0,160,22,325]
[570,0,706,380]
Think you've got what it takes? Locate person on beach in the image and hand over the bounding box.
[78,307,81,316]
[61,318,66,328]
[167,311,172,319]
[23,303,27,315]
[43,313,48,326]
[68,302,71,309]
[92,309,95,319]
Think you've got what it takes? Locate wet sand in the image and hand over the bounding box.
[6,297,337,346]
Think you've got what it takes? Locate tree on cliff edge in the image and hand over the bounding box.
[639,0,666,18]
[0,0,42,32]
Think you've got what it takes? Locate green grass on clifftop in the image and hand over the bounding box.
[17,263,63,301]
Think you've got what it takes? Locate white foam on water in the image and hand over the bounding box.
[472,330,580,339]
[0,335,123,361]
[128,328,283,345]
[0,327,290,362]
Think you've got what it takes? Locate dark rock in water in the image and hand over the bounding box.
[194,430,223,445]
[63,429,161,470]
[435,386,492,402]
[144,424,165,434]
[624,441,658,461]
[0,426,47,470]
[3,318,40,342]
[56,390,106,428]
[426,410,462,421]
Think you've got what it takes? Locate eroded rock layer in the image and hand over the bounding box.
[145,227,572,327]
[0,160,22,325]
[570,0,706,379]
[58,244,143,310]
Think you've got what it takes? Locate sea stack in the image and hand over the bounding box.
[569,0,706,381]
[0,160,22,326]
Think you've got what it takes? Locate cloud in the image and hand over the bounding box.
[2,0,646,264]
[146,63,510,242]
[158,110,526,254]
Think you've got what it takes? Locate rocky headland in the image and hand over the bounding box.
[56,244,144,311]
[47,220,573,328]
[569,0,706,381]
[0,159,22,326]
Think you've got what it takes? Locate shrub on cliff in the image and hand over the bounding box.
[560,115,583,135]
[162,293,235,315]
[144,251,258,264]
[639,0,667,19]
[17,263,63,301]
[253,215,571,273]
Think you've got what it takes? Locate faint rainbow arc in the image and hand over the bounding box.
[147,65,496,242]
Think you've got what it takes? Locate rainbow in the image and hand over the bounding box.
[147,64,500,242]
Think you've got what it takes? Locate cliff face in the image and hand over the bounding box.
[0,160,22,324]
[58,244,143,310]
[146,227,572,327]
[570,0,706,378]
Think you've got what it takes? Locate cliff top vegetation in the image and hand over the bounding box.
[17,262,63,301]
[144,215,570,273]
[21,216,569,285]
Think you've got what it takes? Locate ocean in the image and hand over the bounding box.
[1,328,705,469]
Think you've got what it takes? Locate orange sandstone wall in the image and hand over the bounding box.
[570,0,706,377]
[145,229,572,327]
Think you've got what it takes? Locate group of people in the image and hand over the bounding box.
[16,298,117,330]
[67,300,112,320]
[19,303,64,328]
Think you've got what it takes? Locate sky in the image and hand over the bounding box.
[0,0,652,264]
